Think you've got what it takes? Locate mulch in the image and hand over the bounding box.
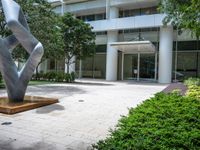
[162,82,188,96]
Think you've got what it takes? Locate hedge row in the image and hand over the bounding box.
[185,78,200,100]
[93,79,200,149]
[32,71,76,82]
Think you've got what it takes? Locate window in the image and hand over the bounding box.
[77,13,106,22]
[119,6,158,18]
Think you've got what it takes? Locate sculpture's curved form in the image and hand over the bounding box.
[0,0,44,102]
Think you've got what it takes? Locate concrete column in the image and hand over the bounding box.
[106,0,119,19]
[109,7,119,19]
[158,26,173,83]
[65,57,76,73]
[106,31,118,81]
[106,4,119,81]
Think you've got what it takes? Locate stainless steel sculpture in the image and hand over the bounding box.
[0,0,44,102]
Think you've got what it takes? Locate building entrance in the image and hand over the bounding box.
[123,53,157,81]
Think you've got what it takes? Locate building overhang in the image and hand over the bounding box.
[110,41,156,54]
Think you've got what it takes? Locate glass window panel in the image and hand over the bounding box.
[177,52,198,78]
[124,54,138,80]
[93,54,106,78]
[85,15,95,21]
[95,14,104,20]
[82,57,94,77]
[140,54,155,79]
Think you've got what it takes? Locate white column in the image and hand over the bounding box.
[109,7,119,19]
[106,5,119,81]
[158,26,173,83]
[121,52,124,80]
[65,57,76,73]
[106,0,110,19]
[137,53,140,81]
[106,31,118,81]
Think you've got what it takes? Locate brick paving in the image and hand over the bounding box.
[162,82,187,95]
[0,80,166,150]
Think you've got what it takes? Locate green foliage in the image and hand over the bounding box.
[0,0,64,63]
[32,71,75,83]
[184,77,200,86]
[186,85,200,100]
[185,78,200,100]
[93,93,200,150]
[60,13,96,73]
[160,0,200,38]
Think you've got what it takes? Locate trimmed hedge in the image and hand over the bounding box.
[184,77,200,86]
[93,93,200,149]
[32,71,76,83]
[185,78,200,100]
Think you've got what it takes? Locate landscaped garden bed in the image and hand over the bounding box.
[32,71,76,83]
[93,78,200,149]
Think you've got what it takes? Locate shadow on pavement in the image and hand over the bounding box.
[36,104,65,114]
[0,141,56,150]
[73,81,113,86]
[26,86,87,97]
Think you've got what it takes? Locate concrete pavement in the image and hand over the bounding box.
[0,80,167,150]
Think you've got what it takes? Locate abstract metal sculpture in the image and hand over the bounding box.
[0,0,44,102]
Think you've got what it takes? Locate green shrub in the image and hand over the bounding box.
[70,72,76,82]
[184,78,200,100]
[186,85,200,100]
[45,71,57,81]
[32,71,76,83]
[55,72,65,82]
[93,93,200,150]
[184,77,200,86]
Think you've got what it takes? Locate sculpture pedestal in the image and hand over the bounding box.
[0,96,58,114]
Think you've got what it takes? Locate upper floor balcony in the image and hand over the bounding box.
[87,14,165,32]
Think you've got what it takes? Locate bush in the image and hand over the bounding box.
[186,85,200,100]
[185,78,200,100]
[184,77,200,86]
[32,71,76,83]
[93,93,200,150]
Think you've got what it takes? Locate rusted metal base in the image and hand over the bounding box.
[0,96,59,114]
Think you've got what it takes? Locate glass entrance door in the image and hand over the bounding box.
[140,54,155,79]
[124,54,138,80]
[123,53,156,80]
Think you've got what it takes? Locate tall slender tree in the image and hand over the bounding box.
[60,13,96,74]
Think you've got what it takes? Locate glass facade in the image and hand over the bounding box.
[77,13,106,22]
[47,59,65,72]
[123,54,138,80]
[172,40,200,79]
[75,45,107,79]
[119,27,159,42]
[140,54,155,79]
[119,6,158,18]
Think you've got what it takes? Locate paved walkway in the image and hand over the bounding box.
[0,80,167,150]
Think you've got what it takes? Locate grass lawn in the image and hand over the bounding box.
[28,80,57,85]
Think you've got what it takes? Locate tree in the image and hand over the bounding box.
[0,0,64,74]
[60,13,96,74]
[160,0,200,38]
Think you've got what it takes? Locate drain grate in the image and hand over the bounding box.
[1,122,12,125]
[78,100,84,102]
